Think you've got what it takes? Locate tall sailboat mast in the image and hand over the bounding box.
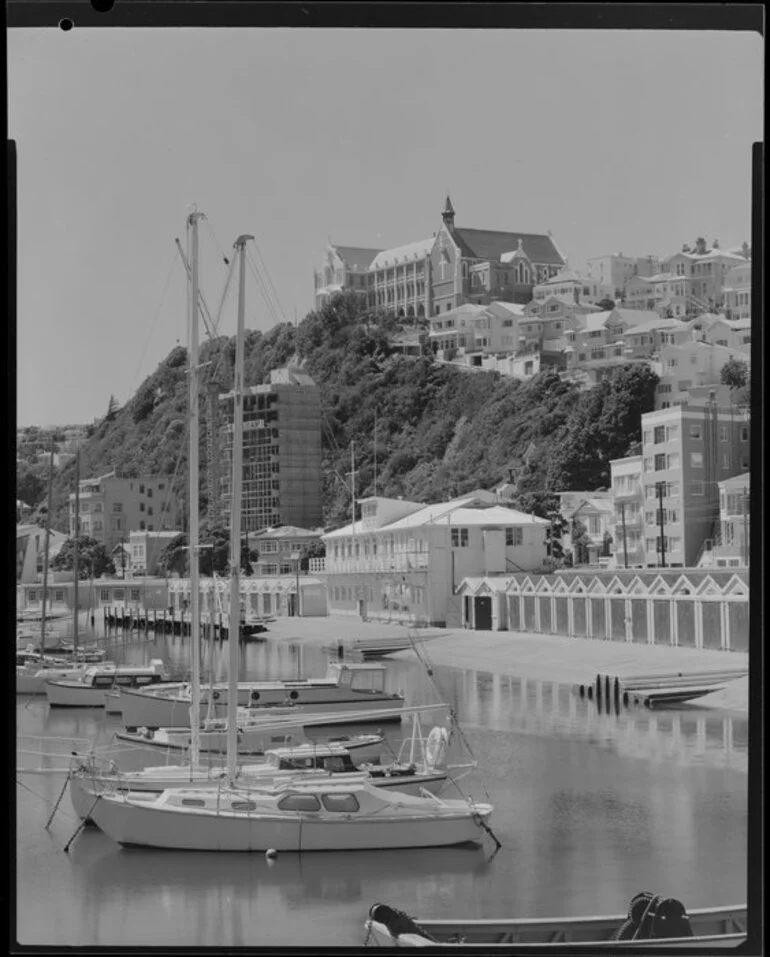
[226,233,253,784]
[73,447,80,658]
[187,210,205,771]
[39,436,55,654]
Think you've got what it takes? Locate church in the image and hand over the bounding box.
[314,198,566,318]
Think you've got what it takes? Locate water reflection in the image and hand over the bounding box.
[16,628,747,947]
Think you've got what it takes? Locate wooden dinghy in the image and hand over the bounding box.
[364,897,747,948]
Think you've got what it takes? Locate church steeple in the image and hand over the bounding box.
[442,195,455,228]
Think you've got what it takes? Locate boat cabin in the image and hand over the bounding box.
[78,659,167,689]
[324,661,389,694]
[265,745,359,774]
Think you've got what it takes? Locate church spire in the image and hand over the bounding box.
[442,194,455,228]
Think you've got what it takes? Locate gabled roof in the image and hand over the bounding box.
[719,472,750,490]
[371,238,434,270]
[452,228,564,266]
[623,317,681,335]
[333,246,382,270]
[487,300,527,317]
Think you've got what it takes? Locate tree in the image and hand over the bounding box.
[301,539,326,572]
[16,462,49,509]
[721,357,749,391]
[570,519,592,565]
[158,533,188,577]
[595,298,616,311]
[692,237,708,256]
[51,536,116,578]
[105,394,120,421]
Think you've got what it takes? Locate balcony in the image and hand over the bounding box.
[324,554,430,575]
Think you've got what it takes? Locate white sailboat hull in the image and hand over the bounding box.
[45,682,112,708]
[88,793,491,851]
[119,684,404,729]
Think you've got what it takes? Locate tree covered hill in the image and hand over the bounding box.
[35,291,658,533]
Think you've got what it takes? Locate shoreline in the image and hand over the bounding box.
[264,615,749,714]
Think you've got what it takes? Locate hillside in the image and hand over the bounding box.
[31,291,658,533]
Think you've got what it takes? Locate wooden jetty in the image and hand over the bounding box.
[102,606,267,642]
[577,668,748,708]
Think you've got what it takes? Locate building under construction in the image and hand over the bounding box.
[219,366,323,533]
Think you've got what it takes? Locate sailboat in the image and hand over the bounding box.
[17,447,108,694]
[85,224,493,851]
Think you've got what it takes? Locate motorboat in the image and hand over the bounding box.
[364,898,748,949]
[45,659,169,708]
[85,778,493,852]
[117,661,405,729]
[17,654,115,696]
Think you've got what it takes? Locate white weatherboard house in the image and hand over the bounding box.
[322,491,549,627]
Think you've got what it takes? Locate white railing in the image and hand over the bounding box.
[323,554,430,575]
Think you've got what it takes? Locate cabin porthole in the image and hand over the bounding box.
[289,690,299,700]
[251,692,260,702]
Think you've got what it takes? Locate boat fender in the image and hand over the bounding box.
[367,904,437,942]
[265,848,278,859]
[651,899,693,938]
[425,726,449,769]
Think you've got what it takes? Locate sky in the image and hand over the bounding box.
[9,27,763,427]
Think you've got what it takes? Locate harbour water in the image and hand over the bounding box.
[16,622,748,947]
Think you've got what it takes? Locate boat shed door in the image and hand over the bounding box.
[474,595,493,630]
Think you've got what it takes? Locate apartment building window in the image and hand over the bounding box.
[645,538,657,553]
[140,502,145,512]
[689,425,702,439]
[668,537,681,552]
[654,453,666,471]
[667,509,679,524]
[667,454,680,470]
[113,503,123,512]
[139,521,145,530]
[740,426,749,441]
[111,517,123,531]
[722,452,731,469]
[451,528,469,547]
[644,511,656,525]
[643,430,652,444]
[720,425,729,442]
[691,481,705,495]
[643,457,653,472]
[139,484,145,494]
[505,527,523,546]
[666,426,679,441]
[100,589,110,602]
[661,401,671,409]
[130,588,141,602]
[668,483,680,497]
[645,485,657,499]
[658,384,672,394]
[653,426,666,444]
[691,452,704,468]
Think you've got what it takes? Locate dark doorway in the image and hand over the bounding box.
[474,595,493,630]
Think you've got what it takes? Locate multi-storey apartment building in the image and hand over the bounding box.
[652,340,751,409]
[609,455,645,568]
[69,472,180,550]
[322,491,549,626]
[219,366,322,534]
[722,260,752,321]
[586,253,660,299]
[315,198,565,319]
[429,301,525,358]
[624,247,748,317]
[531,268,615,306]
[638,399,750,567]
[698,472,750,569]
[16,525,68,583]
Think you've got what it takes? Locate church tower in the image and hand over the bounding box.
[441,195,456,229]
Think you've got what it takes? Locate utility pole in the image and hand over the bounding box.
[656,481,667,568]
[620,501,629,569]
